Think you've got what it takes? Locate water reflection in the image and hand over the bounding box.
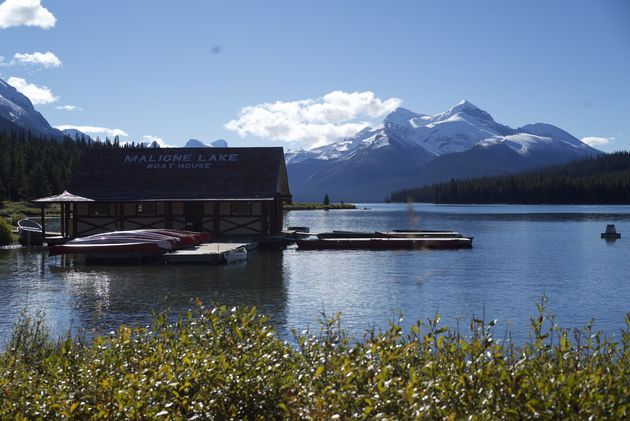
[1,204,629,347]
[1,249,288,343]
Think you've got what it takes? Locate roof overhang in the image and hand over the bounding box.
[33,190,94,203]
[33,191,279,203]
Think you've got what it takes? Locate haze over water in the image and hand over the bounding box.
[1,203,629,347]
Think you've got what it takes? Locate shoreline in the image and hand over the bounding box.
[284,202,357,211]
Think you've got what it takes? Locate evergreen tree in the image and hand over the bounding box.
[323,194,330,206]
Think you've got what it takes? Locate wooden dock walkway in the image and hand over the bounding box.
[164,242,257,264]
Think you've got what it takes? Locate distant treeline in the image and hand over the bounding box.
[387,152,630,204]
[0,130,148,203]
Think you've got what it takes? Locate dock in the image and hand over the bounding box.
[164,242,257,264]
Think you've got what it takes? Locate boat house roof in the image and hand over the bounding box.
[36,147,290,202]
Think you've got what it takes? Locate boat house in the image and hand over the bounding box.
[34,147,291,238]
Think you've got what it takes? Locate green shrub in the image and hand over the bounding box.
[0,301,628,419]
[0,217,13,246]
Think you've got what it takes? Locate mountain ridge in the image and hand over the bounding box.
[0,78,63,138]
[286,100,601,201]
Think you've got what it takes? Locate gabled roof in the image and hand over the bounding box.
[58,147,289,201]
[33,190,94,203]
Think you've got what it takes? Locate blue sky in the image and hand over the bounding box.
[1,0,628,151]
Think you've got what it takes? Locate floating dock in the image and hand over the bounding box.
[296,237,473,250]
[164,242,256,264]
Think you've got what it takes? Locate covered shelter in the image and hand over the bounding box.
[34,147,291,239]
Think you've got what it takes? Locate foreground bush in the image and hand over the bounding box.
[1,301,629,419]
[0,217,13,246]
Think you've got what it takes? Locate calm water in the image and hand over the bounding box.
[1,204,629,347]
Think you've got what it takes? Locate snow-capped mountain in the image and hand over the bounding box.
[286,101,602,201]
[184,138,229,148]
[0,78,63,138]
[61,128,92,141]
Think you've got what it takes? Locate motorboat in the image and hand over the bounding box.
[224,246,247,263]
[282,226,311,239]
[17,219,43,246]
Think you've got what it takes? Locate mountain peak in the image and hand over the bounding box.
[448,99,483,115]
[184,138,229,148]
[384,107,425,126]
[0,76,62,138]
[438,99,495,124]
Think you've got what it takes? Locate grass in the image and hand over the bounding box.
[0,200,61,222]
[284,202,357,210]
[0,297,628,419]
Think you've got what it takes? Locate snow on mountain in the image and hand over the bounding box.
[286,100,602,201]
[184,138,229,148]
[211,139,228,147]
[61,128,92,141]
[185,139,209,148]
[0,77,62,138]
[285,127,383,164]
[287,100,597,162]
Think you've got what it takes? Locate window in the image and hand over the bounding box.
[230,201,252,215]
[137,202,157,216]
[88,203,109,216]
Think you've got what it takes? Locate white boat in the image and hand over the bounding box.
[17,219,43,246]
[224,246,247,263]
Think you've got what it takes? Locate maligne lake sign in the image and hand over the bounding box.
[124,153,239,169]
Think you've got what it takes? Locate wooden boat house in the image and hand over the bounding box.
[34,147,291,238]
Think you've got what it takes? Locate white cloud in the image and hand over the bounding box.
[11,51,61,68]
[225,90,401,148]
[7,76,58,104]
[0,0,56,29]
[55,125,129,138]
[581,136,614,147]
[55,105,81,111]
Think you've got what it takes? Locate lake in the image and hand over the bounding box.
[1,203,629,347]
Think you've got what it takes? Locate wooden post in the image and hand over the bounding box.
[40,204,46,241]
[166,202,172,229]
[72,204,77,238]
[60,203,64,237]
[262,201,269,235]
[119,203,124,230]
[64,203,70,238]
[213,202,220,235]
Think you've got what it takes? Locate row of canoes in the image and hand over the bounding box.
[49,229,211,259]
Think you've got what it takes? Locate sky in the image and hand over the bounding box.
[1,0,628,152]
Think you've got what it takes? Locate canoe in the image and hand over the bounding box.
[47,228,209,258]
[49,241,164,257]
